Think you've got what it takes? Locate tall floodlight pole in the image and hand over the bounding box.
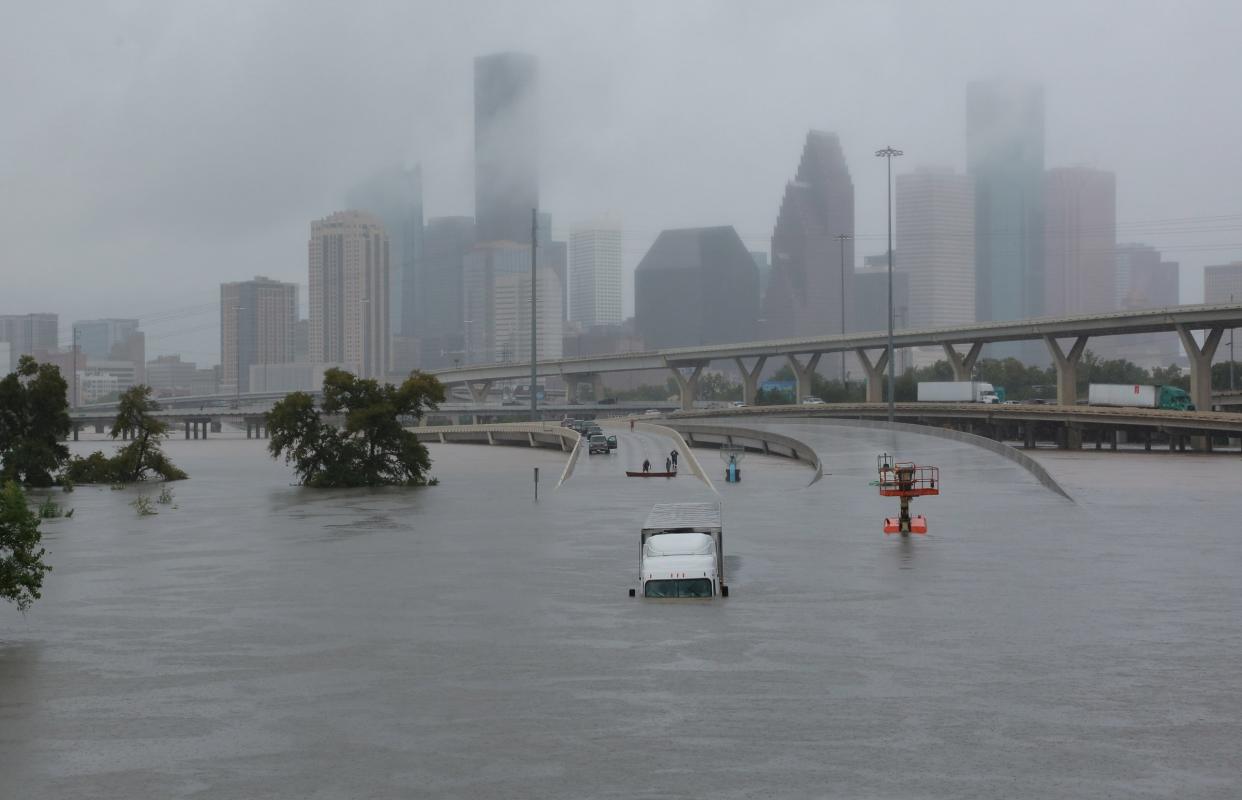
[1231,293,1236,391]
[875,146,903,422]
[72,326,79,409]
[836,233,852,397]
[530,208,539,419]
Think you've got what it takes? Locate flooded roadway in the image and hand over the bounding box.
[0,422,1238,798]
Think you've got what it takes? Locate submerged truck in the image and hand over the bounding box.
[1088,383,1194,411]
[916,381,1001,403]
[629,502,728,598]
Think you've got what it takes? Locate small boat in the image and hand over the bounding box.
[626,470,677,478]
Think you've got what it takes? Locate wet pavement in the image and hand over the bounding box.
[1,423,1238,798]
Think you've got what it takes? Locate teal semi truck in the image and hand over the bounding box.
[1087,383,1194,411]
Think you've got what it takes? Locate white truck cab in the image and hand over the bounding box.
[630,503,728,598]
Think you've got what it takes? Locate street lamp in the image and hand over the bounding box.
[835,233,852,396]
[875,146,903,422]
[1231,293,1236,391]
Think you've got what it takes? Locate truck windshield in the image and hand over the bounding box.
[644,579,713,598]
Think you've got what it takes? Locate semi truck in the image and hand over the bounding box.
[916,381,1001,403]
[629,502,728,598]
[1087,383,1194,411]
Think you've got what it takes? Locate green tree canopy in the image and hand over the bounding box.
[0,356,71,487]
[63,385,187,484]
[267,369,445,487]
[0,481,52,611]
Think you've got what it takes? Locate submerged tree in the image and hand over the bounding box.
[0,356,71,487]
[267,369,444,487]
[0,481,52,611]
[63,385,187,484]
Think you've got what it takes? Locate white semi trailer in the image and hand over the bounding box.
[916,381,1000,403]
[629,502,728,598]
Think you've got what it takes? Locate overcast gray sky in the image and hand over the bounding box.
[3,0,1240,365]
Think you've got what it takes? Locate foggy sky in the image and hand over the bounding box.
[3,0,1241,365]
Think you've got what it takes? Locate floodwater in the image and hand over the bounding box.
[1,422,1239,799]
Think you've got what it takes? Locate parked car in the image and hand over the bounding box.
[731,401,747,408]
[588,434,610,455]
[801,396,826,405]
[586,425,604,438]
[606,435,618,450]
[597,397,618,405]
[643,409,661,415]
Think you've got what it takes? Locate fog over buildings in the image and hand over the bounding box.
[2,1,1241,369]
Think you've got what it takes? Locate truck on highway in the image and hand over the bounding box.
[1087,383,1194,411]
[629,503,728,598]
[916,381,1001,404]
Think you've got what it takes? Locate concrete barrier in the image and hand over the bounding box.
[411,422,578,453]
[662,421,824,486]
[635,421,717,494]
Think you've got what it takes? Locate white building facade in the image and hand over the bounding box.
[569,218,623,327]
[308,211,390,379]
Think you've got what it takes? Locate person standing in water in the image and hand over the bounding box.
[642,459,651,473]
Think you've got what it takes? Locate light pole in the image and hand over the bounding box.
[530,207,539,419]
[1231,293,1236,391]
[835,233,852,397]
[875,146,903,422]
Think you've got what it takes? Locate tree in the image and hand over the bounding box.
[267,369,445,487]
[0,481,51,611]
[62,385,187,484]
[0,356,71,487]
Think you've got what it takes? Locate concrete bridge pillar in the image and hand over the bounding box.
[942,342,984,381]
[185,420,191,440]
[734,356,767,405]
[854,348,890,404]
[668,363,706,411]
[785,353,821,404]
[1175,324,1223,412]
[72,424,80,442]
[212,420,221,433]
[465,380,492,404]
[566,373,604,404]
[95,423,105,434]
[1044,335,1089,407]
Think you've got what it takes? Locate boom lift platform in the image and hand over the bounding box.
[876,453,939,535]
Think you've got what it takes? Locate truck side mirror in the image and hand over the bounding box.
[628,588,636,597]
[721,585,729,598]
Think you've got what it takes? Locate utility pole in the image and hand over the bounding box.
[530,208,539,419]
[1231,293,1236,391]
[836,233,852,397]
[72,326,79,409]
[875,146,903,423]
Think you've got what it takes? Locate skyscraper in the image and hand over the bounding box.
[635,227,759,349]
[1204,261,1242,305]
[308,211,390,379]
[1098,243,1180,365]
[220,277,298,394]
[896,167,975,330]
[570,217,623,327]
[0,313,58,370]
[1044,167,1116,316]
[346,165,423,337]
[762,131,854,353]
[474,52,538,245]
[536,212,568,321]
[967,81,1045,330]
[72,319,140,361]
[420,216,477,368]
[462,242,562,365]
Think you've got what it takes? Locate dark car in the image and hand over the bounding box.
[588,434,610,455]
[597,397,618,405]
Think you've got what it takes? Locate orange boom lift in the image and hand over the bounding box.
[876,453,939,535]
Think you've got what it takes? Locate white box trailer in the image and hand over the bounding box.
[630,502,728,598]
[916,381,999,403]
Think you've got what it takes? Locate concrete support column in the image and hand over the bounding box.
[1024,422,1036,449]
[589,373,604,403]
[185,421,191,440]
[201,420,208,439]
[1175,324,1223,412]
[734,356,767,405]
[942,342,984,381]
[668,363,706,412]
[1044,335,1089,407]
[465,380,492,404]
[785,353,822,404]
[73,424,79,442]
[854,348,890,404]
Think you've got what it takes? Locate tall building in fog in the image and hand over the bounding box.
[896,167,975,330]
[346,166,423,338]
[1205,261,1242,304]
[635,227,759,349]
[73,318,145,385]
[1097,243,1180,365]
[536,212,568,321]
[967,81,1045,332]
[420,216,477,368]
[1044,167,1116,316]
[569,217,623,327]
[0,313,58,370]
[462,241,561,365]
[308,211,390,379]
[220,277,298,394]
[762,131,854,360]
[475,52,538,245]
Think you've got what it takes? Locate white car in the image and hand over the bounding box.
[801,396,826,405]
[730,401,747,408]
[643,409,661,415]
